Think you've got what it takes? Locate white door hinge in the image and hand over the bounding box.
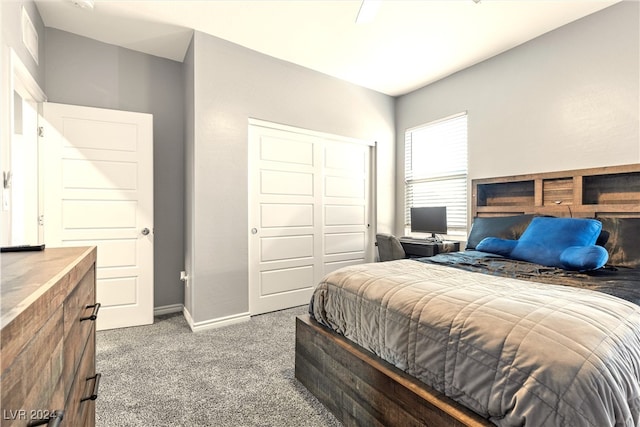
[38,126,44,137]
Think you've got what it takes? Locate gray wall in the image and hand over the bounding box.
[395,1,640,233]
[1,0,46,89]
[186,31,395,324]
[45,28,186,309]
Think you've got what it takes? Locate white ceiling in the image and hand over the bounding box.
[35,0,620,96]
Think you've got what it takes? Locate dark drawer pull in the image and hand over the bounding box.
[80,303,101,322]
[81,373,101,402]
[26,410,64,427]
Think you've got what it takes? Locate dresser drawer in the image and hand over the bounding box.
[64,329,97,427]
[63,266,96,399]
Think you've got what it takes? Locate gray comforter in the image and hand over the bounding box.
[309,259,640,426]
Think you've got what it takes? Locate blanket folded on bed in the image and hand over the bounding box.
[310,259,640,427]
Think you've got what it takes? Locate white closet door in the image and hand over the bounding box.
[322,140,371,275]
[248,121,373,315]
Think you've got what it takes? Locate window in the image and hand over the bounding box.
[404,113,468,237]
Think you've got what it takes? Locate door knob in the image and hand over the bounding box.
[141,228,150,236]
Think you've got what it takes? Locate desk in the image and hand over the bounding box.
[399,238,460,258]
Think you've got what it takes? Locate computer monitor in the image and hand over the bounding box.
[410,206,447,239]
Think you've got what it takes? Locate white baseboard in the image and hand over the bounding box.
[154,304,184,316]
[182,306,195,329]
[184,308,251,332]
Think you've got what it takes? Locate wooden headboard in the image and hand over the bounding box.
[472,164,640,219]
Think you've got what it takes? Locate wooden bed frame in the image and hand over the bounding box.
[295,314,494,426]
[294,164,640,426]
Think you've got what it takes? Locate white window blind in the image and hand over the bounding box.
[405,113,468,236]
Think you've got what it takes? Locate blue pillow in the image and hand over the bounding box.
[560,246,609,271]
[476,217,608,271]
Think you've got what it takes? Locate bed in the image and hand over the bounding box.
[294,164,640,427]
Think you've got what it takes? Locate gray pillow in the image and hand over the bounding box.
[466,214,535,250]
[597,217,640,268]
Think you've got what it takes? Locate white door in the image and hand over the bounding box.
[41,102,153,331]
[248,120,372,315]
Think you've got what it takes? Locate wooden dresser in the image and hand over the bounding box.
[1,247,99,427]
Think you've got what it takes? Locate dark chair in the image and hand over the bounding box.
[375,233,406,262]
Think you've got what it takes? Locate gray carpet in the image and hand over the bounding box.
[96,305,341,427]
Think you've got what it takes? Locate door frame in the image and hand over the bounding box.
[1,48,47,246]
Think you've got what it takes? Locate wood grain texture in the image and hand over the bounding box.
[65,329,96,427]
[295,315,493,427]
[63,267,96,398]
[472,164,640,218]
[0,307,65,427]
[1,247,97,427]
